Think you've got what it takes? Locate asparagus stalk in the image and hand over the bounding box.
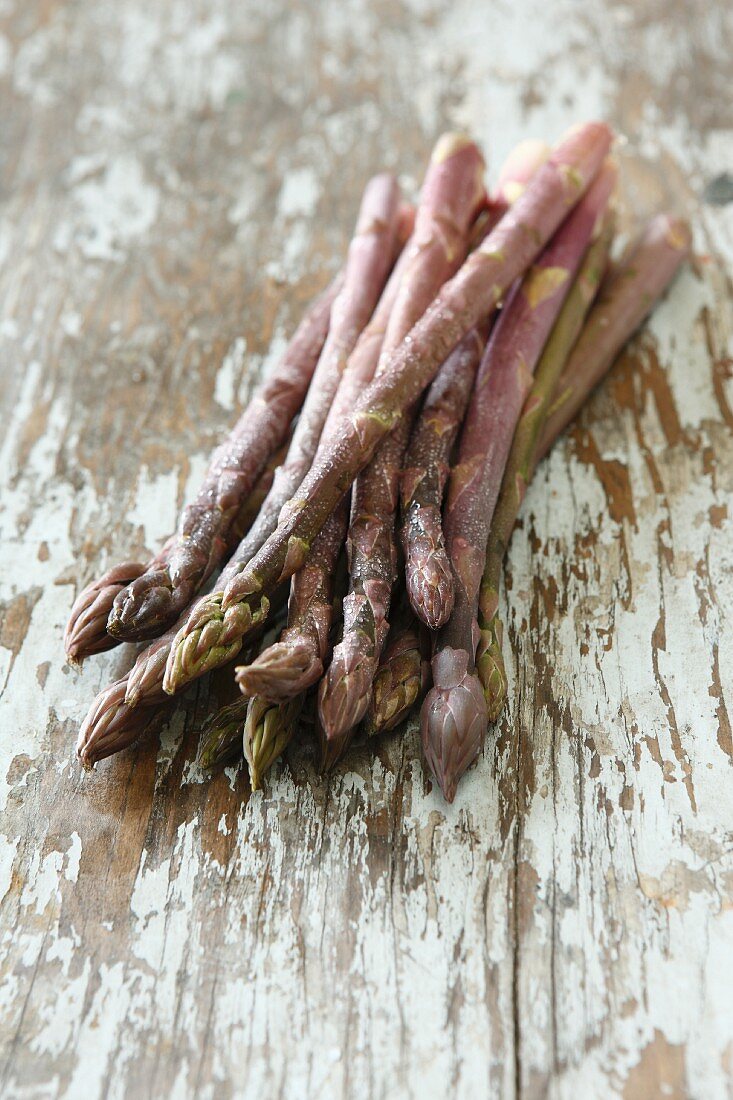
[64,273,340,660]
[163,122,612,698]
[365,605,431,736]
[479,213,692,719]
[536,214,693,457]
[162,183,410,694]
[317,134,487,746]
[421,164,617,802]
[232,220,417,702]
[106,175,400,643]
[65,436,289,665]
[401,141,550,630]
[400,330,486,629]
[77,582,289,768]
[467,139,550,249]
[244,695,303,791]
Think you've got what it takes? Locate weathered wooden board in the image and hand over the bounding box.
[1,0,732,1097]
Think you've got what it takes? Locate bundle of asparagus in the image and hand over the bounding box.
[68,121,691,803]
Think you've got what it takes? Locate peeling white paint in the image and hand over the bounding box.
[1,0,732,1097]
[70,157,160,261]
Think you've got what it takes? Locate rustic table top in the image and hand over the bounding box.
[1,1,732,1098]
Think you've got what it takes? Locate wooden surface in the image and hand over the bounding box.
[1,1,732,1097]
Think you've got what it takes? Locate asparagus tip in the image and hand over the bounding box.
[235,639,322,703]
[406,545,455,631]
[420,648,488,802]
[107,569,175,642]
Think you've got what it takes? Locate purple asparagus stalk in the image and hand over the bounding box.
[163,122,613,699]
[421,161,617,802]
[467,139,550,249]
[77,583,289,768]
[65,436,290,666]
[106,175,400,643]
[401,140,550,630]
[233,221,417,702]
[162,178,406,691]
[64,273,341,660]
[235,501,350,700]
[400,331,486,630]
[318,133,487,749]
[479,213,692,721]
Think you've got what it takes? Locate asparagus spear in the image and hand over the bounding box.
[235,499,350,700]
[536,214,693,457]
[421,164,617,802]
[106,175,401,643]
[400,330,486,629]
[232,220,416,702]
[64,273,340,660]
[65,434,291,666]
[163,122,612,698]
[77,581,289,768]
[76,676,171,768]
[478,213,692,720]
[467,139,550,249]
[401,141,550,630]
[244,695,303,791]
[162,184,411,694]
[317,133,486,746]
[365,604,431,736]
[198,696,248,769]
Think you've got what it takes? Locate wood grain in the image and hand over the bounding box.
[1,0,732,1097]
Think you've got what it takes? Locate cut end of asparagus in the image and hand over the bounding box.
[198,697,249,769]
[317,635,377,743]
[420,647,488,802]
[235,639,323,703]
[107,568,176,642]
[64,562,147,662]
[244,695,302,790]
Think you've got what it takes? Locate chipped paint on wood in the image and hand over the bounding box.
[1,0,732,1097]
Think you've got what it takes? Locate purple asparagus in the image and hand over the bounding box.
[479,214,692,722]
[401,140,550,630]
[106,175,400,643]
[233,221,417,702]
[65,273,341,660]
[318,133,487,749]
[421,161,617,802]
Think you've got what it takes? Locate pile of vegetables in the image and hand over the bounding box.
[67,122,690,802]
